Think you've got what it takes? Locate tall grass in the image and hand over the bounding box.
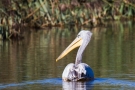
[0,0,135,39]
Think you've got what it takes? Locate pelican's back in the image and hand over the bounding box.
[62,63,94,81]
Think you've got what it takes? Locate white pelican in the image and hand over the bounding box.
[56,30,94,81]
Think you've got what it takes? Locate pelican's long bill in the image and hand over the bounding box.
[56,37,83,62]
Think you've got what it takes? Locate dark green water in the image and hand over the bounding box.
[0,21,135,90]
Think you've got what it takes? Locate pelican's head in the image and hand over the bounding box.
[56,30,92,62]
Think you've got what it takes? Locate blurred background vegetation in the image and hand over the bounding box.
[0,0,135,39]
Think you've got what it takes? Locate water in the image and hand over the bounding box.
[0,21,135,89]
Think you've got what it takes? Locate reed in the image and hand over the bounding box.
[0,0,135,39]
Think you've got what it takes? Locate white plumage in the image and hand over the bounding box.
[56,30,94,81]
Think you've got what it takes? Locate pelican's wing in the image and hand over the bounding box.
[62,63,78,81]
[75,63,94,81]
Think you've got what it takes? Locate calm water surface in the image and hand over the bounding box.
[0,21,135,90]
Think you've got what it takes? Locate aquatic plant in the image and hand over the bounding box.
[0,0,135,39]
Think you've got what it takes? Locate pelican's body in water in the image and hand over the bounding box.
[56,30,94,81]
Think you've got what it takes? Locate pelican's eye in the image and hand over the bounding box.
[77,35,80,38]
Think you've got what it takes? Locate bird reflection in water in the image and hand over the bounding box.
[62,81,93,90]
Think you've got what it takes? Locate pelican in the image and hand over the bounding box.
[56,30,94,81]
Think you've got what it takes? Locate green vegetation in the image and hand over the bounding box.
[0,0,135,39]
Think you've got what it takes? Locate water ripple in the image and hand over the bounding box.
[0,78,135,89]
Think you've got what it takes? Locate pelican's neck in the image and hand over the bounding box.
[75,40,89,66]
